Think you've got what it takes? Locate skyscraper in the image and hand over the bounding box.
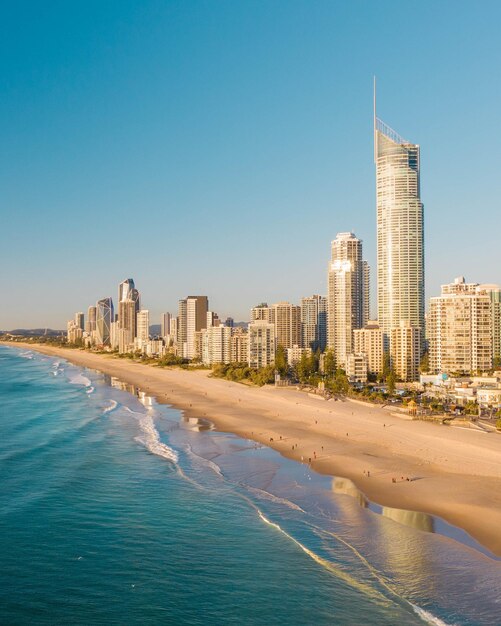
[327,232,369,367]
[374,89,424,346]
[300,295,327,351]
[75,312,84,331]
[161,312,171,338]
[117,278,140,353]
[271,302,301,349]
[429,277,494,374]
[96,297,114,346]
[86,306,97,334]
[136,310,150,343]
[178,296,209,359]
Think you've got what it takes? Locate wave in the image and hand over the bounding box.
[308,522,455,626]
[86,386,95,395]
[246,485,305,513]
[410,604,456,626]
[69,374,92,387]
[184,444,223,477]
[127,407,178,465]
[102,400,118,414]
[256,509,387,603]
[18,351,33,359]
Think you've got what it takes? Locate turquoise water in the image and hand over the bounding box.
[0,346,500,625]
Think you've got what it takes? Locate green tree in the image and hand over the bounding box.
[323,349,336,377]
[274,344,289,377]
[295,351,313,383]
[381,352,391,382]
[420,350,430,373]
[387,368,396,395]
[496,417,501,430]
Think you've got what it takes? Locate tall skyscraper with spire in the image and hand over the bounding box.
[374,83,424,350]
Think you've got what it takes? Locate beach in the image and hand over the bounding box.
[13,343,501,557]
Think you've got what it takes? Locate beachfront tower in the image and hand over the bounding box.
[374,84,424,349]
[327,232,369,368]
[96,297,114,346]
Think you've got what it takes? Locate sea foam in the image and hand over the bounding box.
[102,400,118,414]
[125,407,178,465]
[69,373,92,387]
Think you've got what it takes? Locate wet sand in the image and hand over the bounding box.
[11,343,501,557]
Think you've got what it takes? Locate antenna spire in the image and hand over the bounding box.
[373,76,377,163]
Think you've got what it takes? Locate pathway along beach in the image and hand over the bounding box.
[13,343,501,557]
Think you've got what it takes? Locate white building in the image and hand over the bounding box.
[161,312,171,338]
[346,353,368,383]
[286,345,312,366]
[390,320,421,382]
[300,295,327,351]
[327,232,369,367]
[201,326,232,365]
[353,320,385,376]
[429,277,494,375]
[248,321,275,368]
[375,109,424,347]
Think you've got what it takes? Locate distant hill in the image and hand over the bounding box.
[0,329,65,337]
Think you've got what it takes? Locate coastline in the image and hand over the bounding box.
[9,342,501,558]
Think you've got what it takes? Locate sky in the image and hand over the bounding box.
[1,0,501,328]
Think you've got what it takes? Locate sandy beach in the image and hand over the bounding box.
[11,343,501,557]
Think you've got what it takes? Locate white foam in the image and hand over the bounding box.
[246,486,305,513]
[86,386,95,395]
[411,604,456,626]
[185,445,223,477]
[19,351,33,359]
[69,374,92,387]
[134,412,178,465]
[103,400,118,414]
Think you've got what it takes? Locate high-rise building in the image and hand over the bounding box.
[67,317,83,343]
[161,313,171,338]
[116,278,141,353]
[201,325,232,365]
[300,295,327,352]
[481,284,501,364]
[390,320,421,381]
[207,311,220,328]
[374,96,424,346]
[178,296,209,359]
[136,310,150,343]
[177,300,187,355]
[353,320,385,376]
[96,297,114,346]
[118,299,137,353]
[86,306,97,334]
[272,302,301,349]
[248,321,275,368]
[75,312,84,331]
[327,232,369,367]
[251,303,273,323]
[230,327,249,363]
[428,277,494,374]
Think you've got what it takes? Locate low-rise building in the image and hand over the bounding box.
[346,353,368,383]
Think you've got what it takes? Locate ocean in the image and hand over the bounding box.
[0,345,500,626]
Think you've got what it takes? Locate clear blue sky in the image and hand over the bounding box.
[2,1,500,328]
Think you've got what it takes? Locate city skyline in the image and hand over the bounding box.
[2,2,501,328]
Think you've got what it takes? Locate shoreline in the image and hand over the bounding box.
[7,342,501,559]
